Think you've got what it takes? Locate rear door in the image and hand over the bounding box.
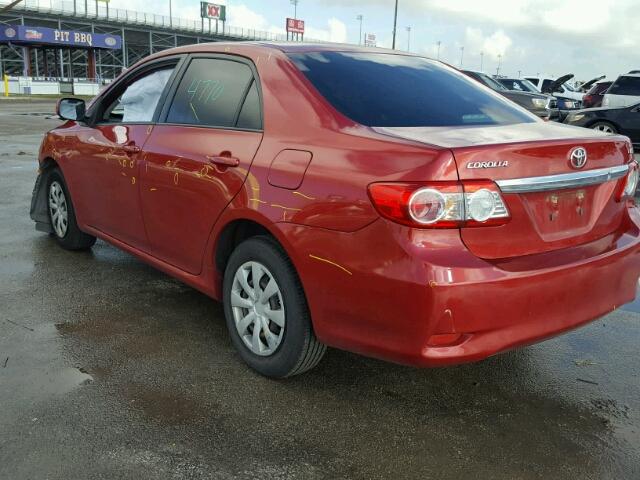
[605,76,640,108]
[616,106,640,145]
[139,55,263,274]
[453,129,631,259]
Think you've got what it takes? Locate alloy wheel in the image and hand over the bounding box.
[593,123,615,134]
[49,181,69,238]
[230,261,286,356]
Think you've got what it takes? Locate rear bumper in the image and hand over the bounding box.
[284,206,640,368]
[421,219,640,365]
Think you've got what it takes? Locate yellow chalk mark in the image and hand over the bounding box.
[270,203,301,212]
[292,191,315,200]
[309,254,353,276]
[131,176,136,185]
[121,172,127,177]
[249,198,267,204]
[146,125,153,135]
[149,187,157,192]
[174,172,179,185]
[189,102,200,122]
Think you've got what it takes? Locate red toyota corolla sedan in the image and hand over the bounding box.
[30,42,640,377]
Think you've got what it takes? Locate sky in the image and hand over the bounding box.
[107,0,640,82]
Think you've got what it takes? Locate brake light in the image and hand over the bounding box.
[622,161,639,199]
[368,180,510,228]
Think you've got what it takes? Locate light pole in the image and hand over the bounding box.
[406,26,411,51]
[436,40,441,60]
[356,14,363,45]
[496,54,503,76]
[459,46,464,67]
[480,51,484,71]
[392,0,398,49]
[290,0,299,19]
[169,0,172,28]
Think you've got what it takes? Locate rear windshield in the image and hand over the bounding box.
[587,82,612,95]
[288,52,535,128]
[608,76,640,96]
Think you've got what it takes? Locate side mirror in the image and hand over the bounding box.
[57,98,86,121]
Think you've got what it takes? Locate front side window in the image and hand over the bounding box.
[289,52,534,128]
[166,58,255,128]
[609,76,640,96]
[101,67,174,123]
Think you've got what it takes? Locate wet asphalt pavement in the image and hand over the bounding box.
[1,98,640,480]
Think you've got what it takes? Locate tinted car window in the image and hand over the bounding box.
[541,79,554,92]
[236,81,262,130]
[167,58,253,127]
[289,52,534,127]
[587,82,612,95]
[500,79,523,91]
[608,76,640,96]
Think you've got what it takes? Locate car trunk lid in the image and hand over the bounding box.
[374,123,632,259]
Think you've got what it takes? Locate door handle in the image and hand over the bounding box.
[122,144,141,154]
[206,155,240,168]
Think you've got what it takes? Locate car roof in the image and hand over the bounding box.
[155,41,422,57]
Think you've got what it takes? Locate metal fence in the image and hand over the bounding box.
[1,0,322,42]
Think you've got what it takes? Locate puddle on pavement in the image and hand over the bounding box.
[0,322,94,402]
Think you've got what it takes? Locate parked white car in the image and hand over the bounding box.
[525,74,584,103]
[602,73,640,108]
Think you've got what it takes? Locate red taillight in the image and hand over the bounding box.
[619,161,639,201]
[368,180,510,228]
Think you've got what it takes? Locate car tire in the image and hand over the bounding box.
[591,121,618,134]
[47,169,96,250]
[223,235,326,378]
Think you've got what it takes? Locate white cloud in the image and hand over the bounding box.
[306,18,348,43]
[465,28,512,61]
[227,4,269,31]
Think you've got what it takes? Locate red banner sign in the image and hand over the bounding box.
[286,18,305,34]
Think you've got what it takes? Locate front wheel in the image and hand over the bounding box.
[223,236,326,378]
[47,169,96,250]
[591,121,618,134]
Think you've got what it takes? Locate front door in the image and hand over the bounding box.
[140,56,263,274]
[70,62,179,249]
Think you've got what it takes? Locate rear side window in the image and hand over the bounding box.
[236,81,262,130]
[166,58,255,128]
[289,52,534,127]
[608,76,640,96]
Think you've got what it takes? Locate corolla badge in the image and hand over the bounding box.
[467,161,509,169]
[569,147,587,169]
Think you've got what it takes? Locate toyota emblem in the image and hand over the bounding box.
[569,147,587,169]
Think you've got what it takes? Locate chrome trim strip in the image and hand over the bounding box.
[496,165,629,193]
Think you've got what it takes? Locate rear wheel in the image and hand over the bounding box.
[47,169,96,250]
[591,121,617,134]
[222,236,326,378]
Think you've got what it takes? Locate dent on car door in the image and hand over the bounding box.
[139,56,263,275]
[71,62,179,248]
